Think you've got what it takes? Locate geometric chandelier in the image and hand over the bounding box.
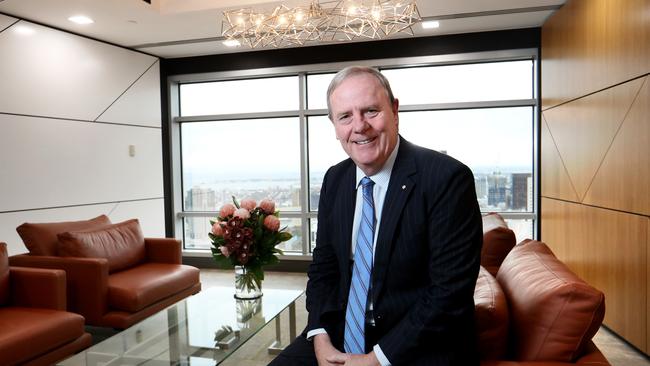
[222,0,421,48]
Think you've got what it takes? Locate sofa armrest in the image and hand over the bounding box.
[9,254,109,324]
[145,238,182,264]
[9,266,67,310]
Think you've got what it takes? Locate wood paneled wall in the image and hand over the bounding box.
[541,0,650,354]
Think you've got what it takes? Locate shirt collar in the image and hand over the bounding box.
[355,138,400,188]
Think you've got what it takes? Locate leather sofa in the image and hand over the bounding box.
[9,216,201,329]
[0,242,92,366]
[476,215,609,365]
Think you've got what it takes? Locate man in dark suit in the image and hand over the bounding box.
[270,66,482,366]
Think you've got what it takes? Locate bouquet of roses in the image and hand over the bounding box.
[210,196,292,290]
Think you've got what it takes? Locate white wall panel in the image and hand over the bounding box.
[0,13,17,31]
[0,114,163,212]
[0,21,156,121]
[109,198,165,238]
[0,203,114,255]
[96,61,162,127]
[0,199,166,256]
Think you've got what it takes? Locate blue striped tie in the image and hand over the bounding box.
[344,177,376,354]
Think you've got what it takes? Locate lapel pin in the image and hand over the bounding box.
[401,185,406,190]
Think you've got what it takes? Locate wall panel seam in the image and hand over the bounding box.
[0,112,161,129]
[541,113,581,200]
[94,59,160,123]
[542,73,650,112]
[0,197,164,214]
[0,18,19,33]
[580,76,648,203]
[541,196,650,219]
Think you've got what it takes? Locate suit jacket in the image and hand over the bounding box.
[306,137,483,365]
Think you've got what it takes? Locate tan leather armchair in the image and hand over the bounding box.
[0,242,92,366]
[10,216,201,329]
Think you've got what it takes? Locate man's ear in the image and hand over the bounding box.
[393,98,400,124]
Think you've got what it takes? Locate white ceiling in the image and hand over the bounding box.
[0,0,565,59]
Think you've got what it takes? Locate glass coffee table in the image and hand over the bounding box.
[59,287,304,365]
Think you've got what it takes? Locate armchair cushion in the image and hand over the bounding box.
[474,266,509,360]
[496,240,605,362]
[16,214,111,256]
[107,263,200,312]
[58,219,145,273]
[0,307,86,366]
[481,213,516,276]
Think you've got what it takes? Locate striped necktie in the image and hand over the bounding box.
[344,177,376,354]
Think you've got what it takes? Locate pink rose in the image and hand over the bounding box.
[219,203,236,218]
[259,199,275,214]
[240,199,256,211]
[220,246,230,257]
[211,221,223,236]
[234,208,250,220]
[264,215,280,231]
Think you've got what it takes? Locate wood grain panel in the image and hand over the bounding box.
[543,78,644,201]
[540,116,579,201]
[542,198,648,351]
[542,0,650,109]
[648,218,649,354]
[584,77,650,215]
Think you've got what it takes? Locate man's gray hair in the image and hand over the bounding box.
[326,66,396,119]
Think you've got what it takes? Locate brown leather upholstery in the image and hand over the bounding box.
[108,263,200,312]
[10,219,202,329]
[481,213,516,276]
[16,215,111,256]
[474,266,509,360]
[0,242,92,366]
[0,242,8,305]
[496,240,606,363]
[58,219,146,273]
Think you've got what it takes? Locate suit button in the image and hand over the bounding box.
[376,314,382,320]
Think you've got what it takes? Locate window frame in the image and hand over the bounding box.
[167,48,539,258]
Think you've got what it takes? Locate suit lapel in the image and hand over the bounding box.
[335,161,357,288]
[372,139,417,303]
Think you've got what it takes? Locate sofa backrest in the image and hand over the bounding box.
[57,219,146,273]
[16,215,112,256]
[474,266,509,360]
[496,240,605,362]
[0,243,8,306]
[481,213,516,276]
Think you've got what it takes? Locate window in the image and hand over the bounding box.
[171,52,538,256]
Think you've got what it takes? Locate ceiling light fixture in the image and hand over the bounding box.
[68,15,94,25]
[222,0,421,49]
[421,20,439,29]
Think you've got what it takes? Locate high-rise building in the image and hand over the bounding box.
[511,173,532,210]
[487,172,508,207]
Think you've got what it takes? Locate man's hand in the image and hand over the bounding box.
[314,333,346,365]
[326,351,380,366]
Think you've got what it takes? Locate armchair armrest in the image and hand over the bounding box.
[9,266,66,310]
[9,254,109,324]
[145,238,182,264]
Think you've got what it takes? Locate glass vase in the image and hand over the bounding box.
[234,265,263,299]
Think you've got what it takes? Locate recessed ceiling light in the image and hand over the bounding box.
[223,39,241,47]
[68,15,94,25]
[13,25,35,35]
[421,20,440,29]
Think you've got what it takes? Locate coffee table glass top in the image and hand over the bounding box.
[59,286,304,365]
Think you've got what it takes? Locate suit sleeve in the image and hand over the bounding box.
[305,168,344,335]
[378,163,483,364]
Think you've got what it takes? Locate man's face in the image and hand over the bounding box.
[329,73,399,176]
